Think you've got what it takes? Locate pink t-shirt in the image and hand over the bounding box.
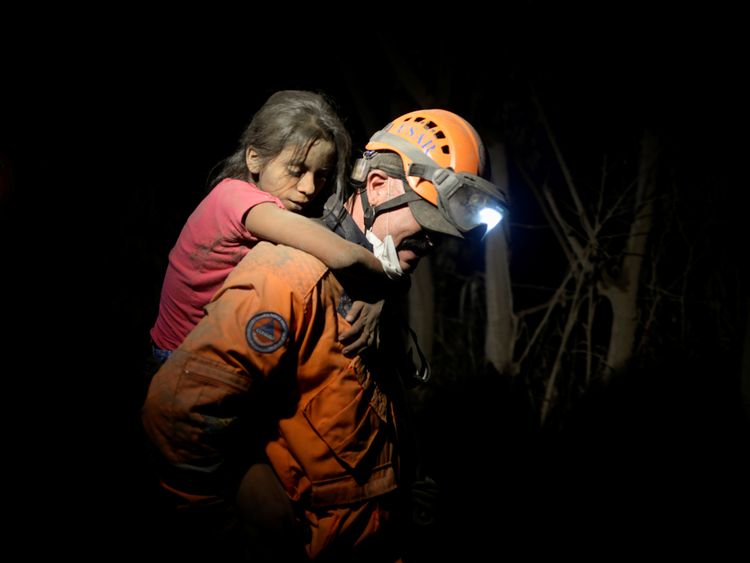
[150,178,285,350]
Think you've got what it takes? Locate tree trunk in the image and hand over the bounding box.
[601,131,659,376]
[484,141,515,374]
[741,300,750,424]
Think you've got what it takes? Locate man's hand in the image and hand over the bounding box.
[338,300,385,357]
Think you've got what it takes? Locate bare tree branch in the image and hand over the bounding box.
[516,269,575,367]
[585,284,595,385]
[543,182,587,261]
[517,163,581,272]
[597,178,638,234]
[532,90,596,243]
[540,267,587,425]
[594,154,607,230]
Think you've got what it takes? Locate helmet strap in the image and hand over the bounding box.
[360,180,421,232]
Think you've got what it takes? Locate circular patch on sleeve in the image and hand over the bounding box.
[245,312,289,353]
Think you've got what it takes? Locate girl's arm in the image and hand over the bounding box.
[246,203,395,357]
[245,202,387,278]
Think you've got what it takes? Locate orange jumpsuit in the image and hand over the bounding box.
[143,241,409,560]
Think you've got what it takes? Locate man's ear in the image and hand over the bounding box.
[245,148,262,175]
[365,169,391,205]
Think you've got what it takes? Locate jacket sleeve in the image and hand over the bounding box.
[142,265,303,505]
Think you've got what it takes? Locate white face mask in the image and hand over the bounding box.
[366,229,404,280]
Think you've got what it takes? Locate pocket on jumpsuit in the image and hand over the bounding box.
[301,365,384,473]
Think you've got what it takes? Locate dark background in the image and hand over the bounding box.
[3,7,747,559]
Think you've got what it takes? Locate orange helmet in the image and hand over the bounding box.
[353,109,507,238]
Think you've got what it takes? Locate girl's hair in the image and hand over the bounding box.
[211,90,352,208]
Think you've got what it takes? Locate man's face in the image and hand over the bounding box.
[370,177,434,274]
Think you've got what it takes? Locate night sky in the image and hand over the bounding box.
[2,9,747,559]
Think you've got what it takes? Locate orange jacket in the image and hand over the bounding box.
[143,241,403,515]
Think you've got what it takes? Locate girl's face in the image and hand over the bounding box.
[246,139,335,212]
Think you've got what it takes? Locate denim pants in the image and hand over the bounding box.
[144,342,173,385]
[151,343,173,364]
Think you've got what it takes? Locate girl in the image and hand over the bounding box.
[149,90,387,363]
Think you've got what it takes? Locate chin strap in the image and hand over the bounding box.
[359,182,422,232]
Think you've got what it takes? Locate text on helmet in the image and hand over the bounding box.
[391,122,437,157]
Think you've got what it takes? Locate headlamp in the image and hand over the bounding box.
[415,163,508,236]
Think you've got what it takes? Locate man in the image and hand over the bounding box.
[142,109,508,561]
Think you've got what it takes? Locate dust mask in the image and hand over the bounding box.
[364,179,404,280]
[366,229,404,280]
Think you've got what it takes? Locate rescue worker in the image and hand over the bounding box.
[142,109,508,561]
